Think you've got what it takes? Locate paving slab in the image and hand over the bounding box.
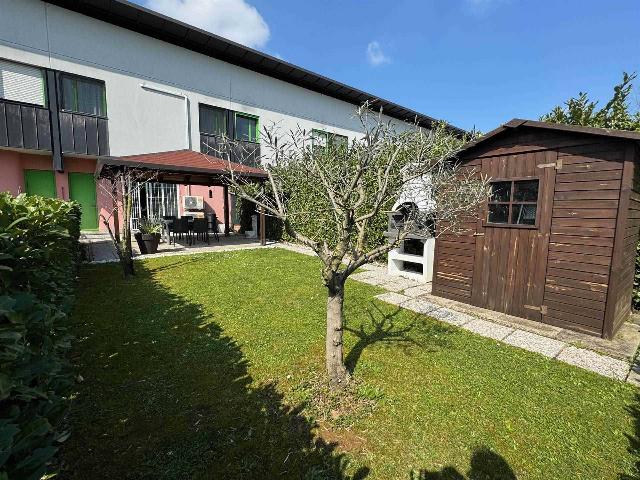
[401,298,444,316]
[375,292,412,307]
[556,346,629,381]
[429,308,476,327]
[556,322,640,361]
[403,284,433,298]
[503,330,566,358]
[626,359,640,386]
[463,319,514,341]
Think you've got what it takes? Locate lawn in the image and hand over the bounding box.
[60,248,639,479]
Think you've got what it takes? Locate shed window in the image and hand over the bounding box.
[487,179,539,226]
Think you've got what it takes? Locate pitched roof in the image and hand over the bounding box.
[99,149,268,178]
[458,118,640,156]
[43,0,464,135]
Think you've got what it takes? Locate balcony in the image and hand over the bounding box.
[59,111,109,156]
[200,133,260,167]
[0,99,51,151]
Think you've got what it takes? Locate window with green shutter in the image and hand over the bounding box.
[60,74,107,117]
[235,113,259,143]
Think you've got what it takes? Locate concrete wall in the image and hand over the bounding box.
[0,0,408,159]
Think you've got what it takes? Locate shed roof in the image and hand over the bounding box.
[457,119,640,157]
[44,0,464,135]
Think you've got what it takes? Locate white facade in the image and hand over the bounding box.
[0,0,407,157]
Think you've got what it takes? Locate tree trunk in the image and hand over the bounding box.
[326,280,349,387]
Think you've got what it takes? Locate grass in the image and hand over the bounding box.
[59,248,640,479]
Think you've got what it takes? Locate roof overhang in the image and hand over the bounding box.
[43,0,465,136]
[95,150,268,187]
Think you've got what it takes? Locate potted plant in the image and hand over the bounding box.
[135,218,163,254]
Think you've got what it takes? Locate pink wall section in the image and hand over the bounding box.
[0,150,118,232]
[0,151,24,195]
[0,149,233,234]
[179,184,233,231]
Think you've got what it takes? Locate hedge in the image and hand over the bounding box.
[0,193,81,480]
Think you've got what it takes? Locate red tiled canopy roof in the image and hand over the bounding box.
[115,149,267,178]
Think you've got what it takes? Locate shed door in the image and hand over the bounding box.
[470,150,557,321]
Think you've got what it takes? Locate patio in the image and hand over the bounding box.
[81,231,271,263]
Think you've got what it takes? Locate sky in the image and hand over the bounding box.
[133,0,640,132]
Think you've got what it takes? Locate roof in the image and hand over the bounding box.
[43,0,464,136]
[458,118,640,156]
[96,149,268,180]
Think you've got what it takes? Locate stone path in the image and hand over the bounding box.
[350,264,638,383]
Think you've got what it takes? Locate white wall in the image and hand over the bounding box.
[0,0,412,158]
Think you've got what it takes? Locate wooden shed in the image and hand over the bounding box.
[432,119,640,339]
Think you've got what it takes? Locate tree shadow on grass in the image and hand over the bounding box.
[621,392,640,480]
[344,302,454,374]
[411,447,517,480]
[61,259,369,480]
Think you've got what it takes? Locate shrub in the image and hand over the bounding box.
[0,193,81,480]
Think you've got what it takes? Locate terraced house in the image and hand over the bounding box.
[0,0,450,233]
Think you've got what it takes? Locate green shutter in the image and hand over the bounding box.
[24,170,56,198]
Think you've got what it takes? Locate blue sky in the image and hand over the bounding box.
[133,0,640,132]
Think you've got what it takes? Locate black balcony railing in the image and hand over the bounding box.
[59,111,109,156]
[0,99,51,151]
[200,133,260,167]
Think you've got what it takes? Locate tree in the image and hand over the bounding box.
[541,71,640,131]
[98,167,156,278]
[205,104,489,387]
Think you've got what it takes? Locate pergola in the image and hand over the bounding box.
[95,149,269,245]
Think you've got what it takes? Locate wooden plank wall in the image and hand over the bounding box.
[469,150,555,321]
[605,147,640,336]
[431,162,481,302]
[541,143,626,336]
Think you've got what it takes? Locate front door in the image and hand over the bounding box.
[24,169,56,198]
[470,150,557,321]
[69,172,98,230]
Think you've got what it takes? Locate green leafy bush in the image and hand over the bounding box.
[0,193,81,480]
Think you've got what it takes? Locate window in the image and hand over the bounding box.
[60,74,106,117]
[487,179,539,226]
[0,59,45,106]
[199,105,227,136]
[312,129,348,153]
[235,113,258,142]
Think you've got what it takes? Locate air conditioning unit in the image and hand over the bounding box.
[183,195,203,210]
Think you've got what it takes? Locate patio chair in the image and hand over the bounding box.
[209,213,220,242]
[192,218,209,245]
[171,217,191,245]
[162,215,176,239]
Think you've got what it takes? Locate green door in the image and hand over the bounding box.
[24,170,56,198]
[69,172,98,230]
